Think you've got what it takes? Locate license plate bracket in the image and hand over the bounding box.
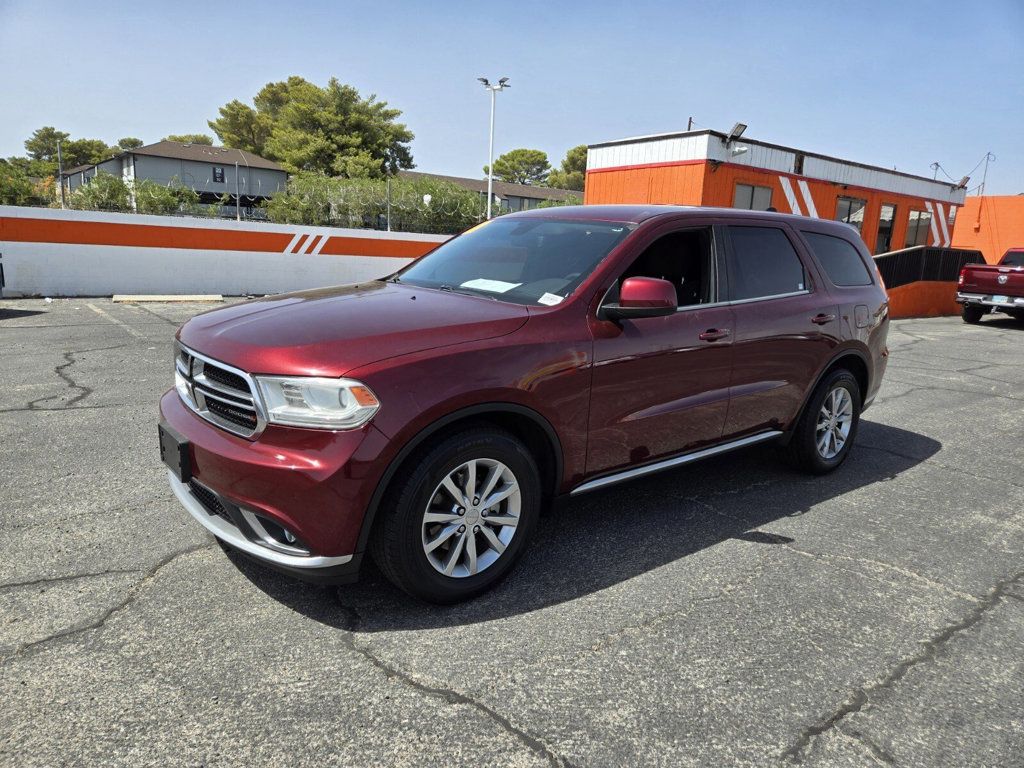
[159,423,192,483]
[991,295,1009,304]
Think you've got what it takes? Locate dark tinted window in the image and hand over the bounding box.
[1001,251,1024,267]
[621,228,714,306]
[727,226,807,300]
[803,232,873,286]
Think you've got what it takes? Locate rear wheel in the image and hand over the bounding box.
[1008,309,1024,323]
[370,428,541,603]
[783,369,861,474]
[962,304,986,324]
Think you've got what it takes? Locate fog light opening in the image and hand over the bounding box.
[238,508,311,556]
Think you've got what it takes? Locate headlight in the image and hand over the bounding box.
[254,376,380,430]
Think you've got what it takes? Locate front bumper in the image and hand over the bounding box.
[160,388,393,573]
[957,292,1024,309]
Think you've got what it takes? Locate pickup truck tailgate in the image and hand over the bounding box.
[961,266,1024,295]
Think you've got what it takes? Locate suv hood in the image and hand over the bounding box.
[178,281,530,376]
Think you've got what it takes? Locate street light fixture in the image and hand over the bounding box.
[479,76,510,219]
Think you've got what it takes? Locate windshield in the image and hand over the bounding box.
[1000,250,1024,267]
[395,218,633,306]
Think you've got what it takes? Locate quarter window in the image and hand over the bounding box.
[835,196,867,233]
[876,204,896,254]
[733,183,773,211]
[905,210,932,247]
[803,232,872,286]
[726,226,807,301]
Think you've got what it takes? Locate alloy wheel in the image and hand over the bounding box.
[816,386,854,460]
[421,458,521,578]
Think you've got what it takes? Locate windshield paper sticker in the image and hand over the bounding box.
[460,279,522,294]
[537,293,564,306]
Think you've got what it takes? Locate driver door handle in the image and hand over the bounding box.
[699,328,731,342]
[811,313,837,325]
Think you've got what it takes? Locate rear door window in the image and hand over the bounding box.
[726,226,807,301]
[802,232,873,286]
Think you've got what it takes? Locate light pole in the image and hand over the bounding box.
[478,76,510,219]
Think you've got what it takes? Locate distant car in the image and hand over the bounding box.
[957,248,1024,323]
[159,206,890,603]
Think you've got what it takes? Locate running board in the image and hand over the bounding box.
[570,431,783,496]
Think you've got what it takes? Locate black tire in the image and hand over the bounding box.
[962,304,986,324]
[783,369,861,474]
[370,427,541,604]
[1008,309,1024,323]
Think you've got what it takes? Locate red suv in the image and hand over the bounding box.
[160,206,889,603]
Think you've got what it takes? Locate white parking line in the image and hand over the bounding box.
[86,302,146,339]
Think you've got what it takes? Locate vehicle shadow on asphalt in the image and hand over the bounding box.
[228,420,941,631]
[0,308,47,320]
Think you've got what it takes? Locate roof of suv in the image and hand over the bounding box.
[507,204,835,227]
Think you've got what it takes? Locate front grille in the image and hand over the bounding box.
[205,397,259,429]
[202,364,249,393]
[175,343,263,438]
[188,480,233,523]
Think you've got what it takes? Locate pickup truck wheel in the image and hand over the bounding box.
[783,369,861,475]
[370,428,540,604]
[962,305,986,324]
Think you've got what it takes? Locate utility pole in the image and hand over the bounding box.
[979,152,995,196]
[57,139,66,209]
[234,161,240,221]
[386,175,392,231]
[687,116,693,131]
[930,161,940,179]
[478,77,510,219]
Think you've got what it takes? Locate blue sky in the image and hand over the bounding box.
[1,0,1021,193]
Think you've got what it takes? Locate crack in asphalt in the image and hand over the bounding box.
[0,568,142,592]
[835,723,896,766]
[780,568,1024,763]
[334,602,574,768]
[21,343,128,411]
[1,542,216,665]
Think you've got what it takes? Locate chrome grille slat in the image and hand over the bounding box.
[174,342,266,439]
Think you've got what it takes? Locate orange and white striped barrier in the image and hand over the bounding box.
[0,206,449,297]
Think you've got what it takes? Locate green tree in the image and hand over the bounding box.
[0,161,42,205]
[117,137,144,150]
[547,144,586,191]
[484,148,551,185]
[164,133,213,145]
[208,76,414,177]
[68,172,131,212]
[23,126,116,174]
[536,195,583,209]
[135,177,200,214]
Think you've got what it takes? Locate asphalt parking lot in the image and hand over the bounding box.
[1,297,1022,767]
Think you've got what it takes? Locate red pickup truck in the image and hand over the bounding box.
[957,248,1024,323]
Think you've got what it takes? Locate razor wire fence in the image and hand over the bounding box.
[4,171,582,236]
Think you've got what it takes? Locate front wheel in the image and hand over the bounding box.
[962,304,986,324]
[370,428,541,603]
[783,369,861,474]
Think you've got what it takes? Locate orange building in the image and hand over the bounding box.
[585,129,967,256]
[951,195,1024,264]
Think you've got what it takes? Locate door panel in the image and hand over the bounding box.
[587,305,735,474]
[723,293,838,437]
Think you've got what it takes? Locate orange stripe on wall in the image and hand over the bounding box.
[318,236,439,259]
[1,217,442,258]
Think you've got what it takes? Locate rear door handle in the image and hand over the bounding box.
[699,328,731,341]
[811,313,836,325]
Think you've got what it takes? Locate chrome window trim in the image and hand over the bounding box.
[726,289,811,306]
[168,471,352,568]
[175,341,268,439]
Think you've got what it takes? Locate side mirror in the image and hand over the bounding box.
[601,277,677,322]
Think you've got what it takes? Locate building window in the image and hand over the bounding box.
[905,210,932,247]
[213,166,225,183]
[835,196,867,233]
[876,204,896,254]
[733,183,772,211]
